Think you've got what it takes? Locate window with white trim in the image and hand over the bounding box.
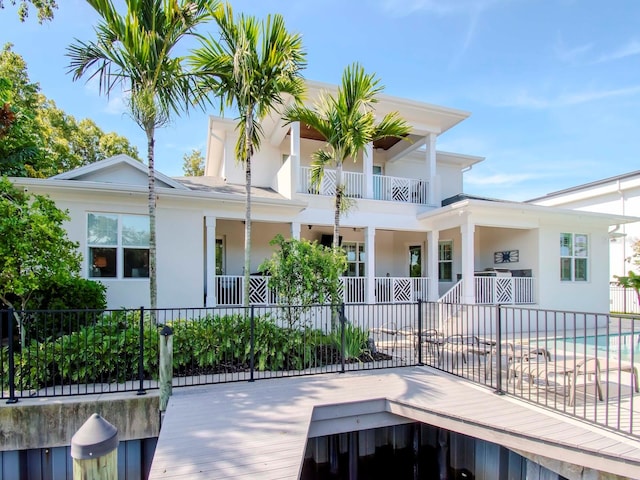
[438,241,453,281]
[88,213,149,279]
[560,233,588,282]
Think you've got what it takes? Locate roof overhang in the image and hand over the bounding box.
[418,198,639,231]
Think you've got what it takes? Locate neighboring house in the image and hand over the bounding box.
[527,171,640,282]
[10,81,634,314]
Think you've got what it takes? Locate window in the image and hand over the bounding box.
[343,242,365,277]
[88,213,149,279]
[438,241,453,281]
[409,245,422,277]
[560,233,588,282]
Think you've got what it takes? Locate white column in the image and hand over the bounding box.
[460,221,476,304]
[291,222,301,240]
[427,230,439,302]
[364,142,374,199]
[366,227,376,304]
[205,216,217,307]
[290,121,301,195]
[425,133,436,205]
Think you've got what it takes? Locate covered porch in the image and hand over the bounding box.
[205,218,537,307]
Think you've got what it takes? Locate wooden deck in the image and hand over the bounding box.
[148,366,640,480]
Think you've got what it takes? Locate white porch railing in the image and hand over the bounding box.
[299,167,429,204]
[438,277,535,305]
[474,276,535,304]
[374,277,428,303]
[213,275,429,306]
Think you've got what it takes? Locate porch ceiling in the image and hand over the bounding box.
[300,123,405,151]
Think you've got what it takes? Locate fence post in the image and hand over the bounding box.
[340,303,346,374]
[137,307,146,396]
[249,305,255,382]
[159,325,174,412]
[494,305,504,395]
[6,308,17,404]
[71,413,118,480]
[417,300,424,366]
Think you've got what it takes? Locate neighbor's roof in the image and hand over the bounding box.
[527,170,640,203]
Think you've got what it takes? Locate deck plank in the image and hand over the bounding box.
[149,367,640,479]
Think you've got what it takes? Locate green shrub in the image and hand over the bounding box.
[0,311,368,392]
[22,277,108,342]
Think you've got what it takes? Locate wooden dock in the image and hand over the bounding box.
[148,366,640,479]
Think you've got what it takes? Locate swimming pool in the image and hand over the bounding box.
[554,332,640,363]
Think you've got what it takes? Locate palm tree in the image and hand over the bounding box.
[190,3,306,307]
[67,0,215,310]
[284,63,412,248]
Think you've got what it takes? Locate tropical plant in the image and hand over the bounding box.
[615,271,640,309]
[67,0,216,309]
[284,63,411,249]
[259,234,346,328]
[190,3,306,306]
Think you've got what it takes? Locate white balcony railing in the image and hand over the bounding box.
[213,276,429,306]
[299,167,429,204]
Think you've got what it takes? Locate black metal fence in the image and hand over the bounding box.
[2,302,639,438]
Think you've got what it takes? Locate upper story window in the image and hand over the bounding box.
[88,213,149,279]
[438,241,453,281]
[560,233,588,282]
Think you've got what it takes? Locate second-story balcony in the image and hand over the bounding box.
[299,167,430,205]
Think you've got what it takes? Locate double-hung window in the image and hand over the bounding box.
[560,233,588,282]
[88,213,150,279]
[343,242,365,277]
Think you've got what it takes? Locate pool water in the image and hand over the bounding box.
[556,332,640,363]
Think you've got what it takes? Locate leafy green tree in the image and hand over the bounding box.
[0,177,81,347]
[0,44,41,176]
[190,3,306,306]
[182,148,204,176]
[68,0,216,310]
[0,44,140,177]
[1,0,57,23]
[284,63,411,249]
[259,234,346,328]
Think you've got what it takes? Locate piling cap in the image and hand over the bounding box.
[71,413,118,460]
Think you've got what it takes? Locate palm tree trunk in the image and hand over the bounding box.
[243,110,253,307]
[333,163,343,248]
[332,163,343,331]
[147,128,157,312]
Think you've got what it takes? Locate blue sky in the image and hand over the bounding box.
[2,0,639,201]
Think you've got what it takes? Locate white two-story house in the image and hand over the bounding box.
[10,81,634,314]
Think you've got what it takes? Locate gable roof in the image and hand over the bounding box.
[51,154,188,190]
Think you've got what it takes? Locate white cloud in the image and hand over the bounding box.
[554,38,594,64]
[489,84,640,109]
[593,39,640,64]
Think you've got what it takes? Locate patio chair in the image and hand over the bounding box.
[514,354,603,406]
[369,321,405,356]
[414,329,445,363]
[440,335,492,378]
